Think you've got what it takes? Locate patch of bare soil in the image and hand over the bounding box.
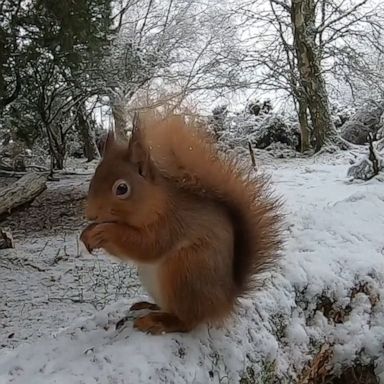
[0,172,141,349]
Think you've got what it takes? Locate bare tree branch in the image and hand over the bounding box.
[316,0,369,34]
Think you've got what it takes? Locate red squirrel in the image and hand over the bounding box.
[80,113,283,334]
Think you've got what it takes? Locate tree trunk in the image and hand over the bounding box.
[53,153,65,170]
[44,122,66,171]
[48,139,65,170]
[0,172,47,217]
[298,93,311,152]
[112,103,127,139]
[77,103,99,162]
[291,0,336,152]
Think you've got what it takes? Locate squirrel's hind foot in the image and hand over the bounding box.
[133,312,192,335]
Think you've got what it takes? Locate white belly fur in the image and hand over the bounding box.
[137,262,163,307]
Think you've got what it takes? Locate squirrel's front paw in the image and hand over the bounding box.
[80,223,109,253]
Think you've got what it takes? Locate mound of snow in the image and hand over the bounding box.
[1,158,384,383]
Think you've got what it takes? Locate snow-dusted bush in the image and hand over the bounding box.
[331,103,356,129]
[246,99,272,116]
[210,104,229,139]
[210,106,300,152]
[347,137,384,180]
[348,156,384,180]
[265,142,299,158]
[250,114,300,150]
[341,100,384,144]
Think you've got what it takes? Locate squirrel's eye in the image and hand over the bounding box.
[112,180,131,199]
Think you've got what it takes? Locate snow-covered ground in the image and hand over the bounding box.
[1,150,383,383]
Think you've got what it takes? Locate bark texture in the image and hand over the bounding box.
[77,103,99,162]
[298,91,311,152]
[291,0,336,152]
[112,104,127,139]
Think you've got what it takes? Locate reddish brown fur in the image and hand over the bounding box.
[80,113,283,334]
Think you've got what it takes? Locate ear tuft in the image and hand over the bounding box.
[99,129,116,157]
[127,113,155,179]
[129,112,143,148]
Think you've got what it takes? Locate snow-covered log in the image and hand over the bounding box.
[0,172,47,216]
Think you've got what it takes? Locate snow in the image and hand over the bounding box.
[1,151,384,383]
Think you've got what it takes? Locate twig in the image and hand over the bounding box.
[248,141,256,167]
[24,262,47,272]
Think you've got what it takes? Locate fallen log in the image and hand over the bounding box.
[0,170,30,178]
[0,165,49,178]
[0,159,14,172]
[0,172,47,216]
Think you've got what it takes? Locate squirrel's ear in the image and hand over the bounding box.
[127,113,155,179]
[99,129,116,157]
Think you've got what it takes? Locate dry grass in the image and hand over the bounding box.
[298,344,334,384]
[328,363,378,384]
[298,344,378,384]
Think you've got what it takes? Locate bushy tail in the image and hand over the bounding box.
[139,113,284,296]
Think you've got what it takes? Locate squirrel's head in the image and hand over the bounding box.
[85,117,169,228]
